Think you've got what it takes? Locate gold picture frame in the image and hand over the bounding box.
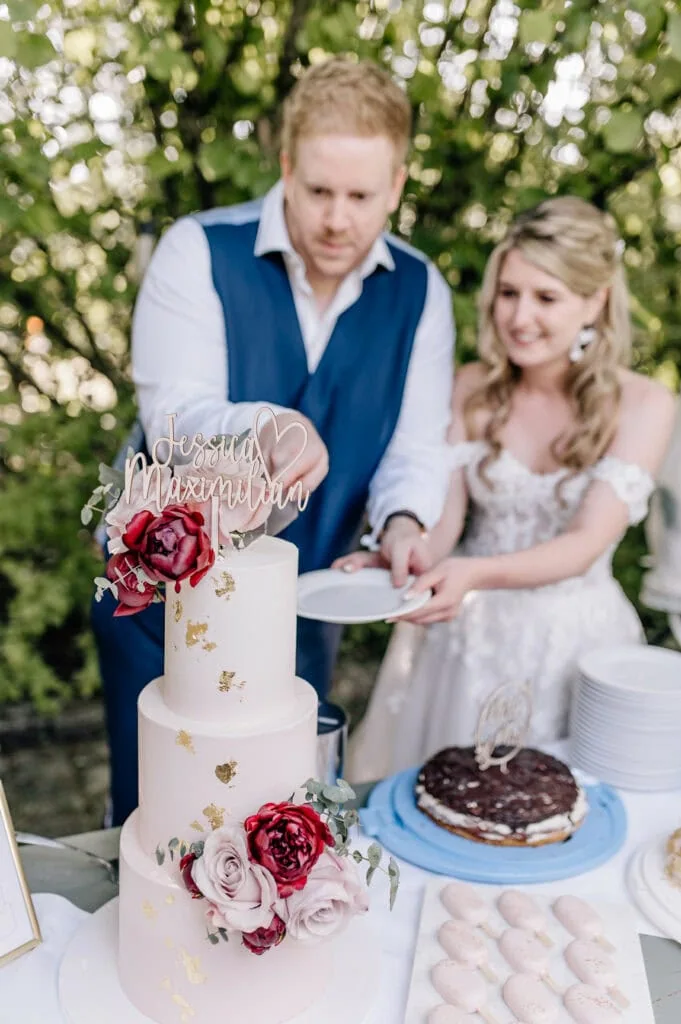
[0,780,42,968]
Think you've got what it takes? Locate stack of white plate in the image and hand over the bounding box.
[569,644,681,791]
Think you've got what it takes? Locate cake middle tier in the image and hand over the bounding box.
[137,676,318,857]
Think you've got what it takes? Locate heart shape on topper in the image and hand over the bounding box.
[253,407,309,487]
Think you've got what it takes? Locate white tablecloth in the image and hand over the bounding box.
[1,783,680,1024]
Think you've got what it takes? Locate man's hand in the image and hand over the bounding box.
[379,515,433,588]
[258,411,329,494]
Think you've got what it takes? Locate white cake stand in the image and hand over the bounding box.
[627,833,681,942]
[59,898,380,1024]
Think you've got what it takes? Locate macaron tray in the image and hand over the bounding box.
[405,878,654,1024]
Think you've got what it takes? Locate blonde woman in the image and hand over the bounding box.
[339,197,676,783]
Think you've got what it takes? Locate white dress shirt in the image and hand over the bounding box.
[132,181,455,536]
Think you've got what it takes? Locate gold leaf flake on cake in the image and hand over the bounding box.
[185,621,208,647]
[142,900,157,920]
[174,600,183,623]
[175,730,195,754]
[164,937,175,949]
[165,895,175,905]
[215,760,238,786]
[189,820,204,832]
[202,803,226,830]
[178,948,207,986]
[161,977,171,990]
[214,571,235,599]
[218,670,235,692]
[171,992,195,1020]
[202,640,216,652]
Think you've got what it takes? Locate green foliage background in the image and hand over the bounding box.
[1,0,680,709]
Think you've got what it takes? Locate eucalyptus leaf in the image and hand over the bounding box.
[367,842,382,869]
[155,845,165,866]
[80,507,94,525]
[304,779,323,796]
[99,464,125,489]
[366,863,378,885]
[322,784,347,804]
[206,930,219,945]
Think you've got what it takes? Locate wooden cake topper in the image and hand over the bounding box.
[474,682,533,773]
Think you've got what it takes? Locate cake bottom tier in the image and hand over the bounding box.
[118,812,334,1024]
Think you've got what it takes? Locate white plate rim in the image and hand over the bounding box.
[296,567,432,624]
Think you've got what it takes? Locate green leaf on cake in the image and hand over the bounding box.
[168,837,180,861]
[179,841,188,858]
[388,858,400,911]
[352,850,363,864]
[218,928,229,943]
[155,845,165,866]
[190,841,205,857]
[206,930,219,945]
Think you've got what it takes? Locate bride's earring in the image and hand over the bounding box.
[569,325,597,363]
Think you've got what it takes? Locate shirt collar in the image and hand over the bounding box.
[254,180,395,277]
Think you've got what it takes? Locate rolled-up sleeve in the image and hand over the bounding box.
[365,260,455,542]
[132,218,287,451]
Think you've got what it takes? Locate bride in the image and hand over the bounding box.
[337,197,676,783]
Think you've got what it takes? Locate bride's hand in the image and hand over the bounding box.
[399,557,481,624]
[332,551,385,572]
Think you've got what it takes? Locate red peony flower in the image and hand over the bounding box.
[106,551,157,617]
[242,913,287,956]
[123,504,214,592]
[179,852,204,900]
[244,802,333,898]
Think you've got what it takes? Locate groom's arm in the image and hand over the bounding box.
[365,261,455,545]
[132,217,292,450]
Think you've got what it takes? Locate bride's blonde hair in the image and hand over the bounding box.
[465,196,631,480]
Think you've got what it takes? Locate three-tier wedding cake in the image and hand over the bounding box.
[79,420,385,1024]
[117,537,336,1023]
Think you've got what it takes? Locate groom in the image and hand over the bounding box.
[92,56,455,825]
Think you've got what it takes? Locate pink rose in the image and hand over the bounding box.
[191,826,277,933]
[179,852,203,899]
[106,551,157,617]
[244,802,333,898]
[123,504,214,592]
[282,851,369,944]
[175,460,270,548]
[242,913,287,955]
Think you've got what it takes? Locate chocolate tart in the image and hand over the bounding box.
[415,746,588,847]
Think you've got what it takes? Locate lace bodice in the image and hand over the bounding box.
[449,441,655,563]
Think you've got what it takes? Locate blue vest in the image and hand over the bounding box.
[196,201,429,574]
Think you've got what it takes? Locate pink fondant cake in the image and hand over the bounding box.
[117,537,333,1023]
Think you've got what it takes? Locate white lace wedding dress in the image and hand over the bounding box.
[347,441,655,783]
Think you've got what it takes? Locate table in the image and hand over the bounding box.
[15,782,681,1023]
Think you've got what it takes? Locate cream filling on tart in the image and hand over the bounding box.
[415,784,588,844]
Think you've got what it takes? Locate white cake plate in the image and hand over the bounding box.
[627,834,681,943]
[59,898,380,1024]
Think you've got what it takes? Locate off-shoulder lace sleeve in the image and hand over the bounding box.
[591,456,655,525]
[446,440,488,472]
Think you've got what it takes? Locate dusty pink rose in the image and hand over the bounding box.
[244,802,333,898]
[175,460,270,548]
[242,913,287,956]
[282,850,369,944]
[179,852,203,899]
[106,551,157,617]
[191,826,277,933]
[123,504,214,591]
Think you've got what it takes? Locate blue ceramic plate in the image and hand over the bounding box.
[360,768,626,883]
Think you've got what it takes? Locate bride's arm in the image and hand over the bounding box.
[406,375,676,624]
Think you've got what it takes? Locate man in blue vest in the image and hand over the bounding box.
[92,57,455,825]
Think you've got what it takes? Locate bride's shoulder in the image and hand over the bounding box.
[611,369,676,472]
[453,361,487,405]
[618,368,676,421]
[450,362,489,441]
